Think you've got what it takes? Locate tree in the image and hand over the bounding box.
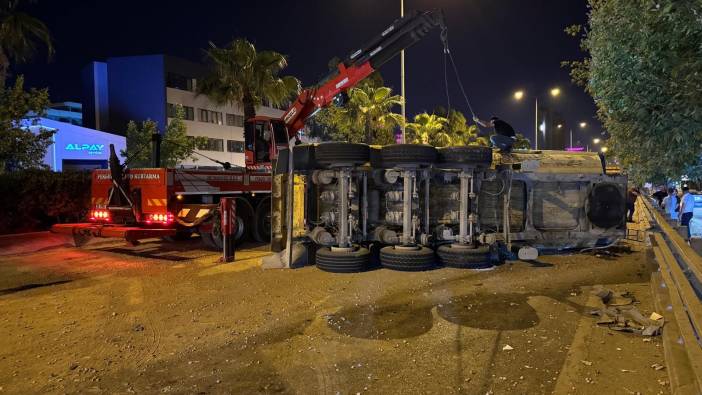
[0,0,53,86]
[121,105,206,168]
[406,113,448,146]
[563,0,702,183]
[315,83,404,145]
[198,38,301,123]
[513,133,531,150]
[0,75,51,173]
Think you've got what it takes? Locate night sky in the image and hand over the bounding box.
[17,0,601,147]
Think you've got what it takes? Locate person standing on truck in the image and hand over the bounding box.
[473,116,516,153]
[680,186,695,237]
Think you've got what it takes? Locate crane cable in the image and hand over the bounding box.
[439,25,482,133]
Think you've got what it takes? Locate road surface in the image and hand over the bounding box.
[0,232,670,394]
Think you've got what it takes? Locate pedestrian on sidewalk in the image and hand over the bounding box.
[680,186,695,237]
[626,187,639,222]
[663,187,679,220]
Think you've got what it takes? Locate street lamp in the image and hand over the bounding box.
[513,87,562,150]
[593,138,601,145]
[579,122,587,129]
[600,146,608,153]
[557,124,563,129]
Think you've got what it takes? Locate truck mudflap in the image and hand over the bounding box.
[50,223,177,247]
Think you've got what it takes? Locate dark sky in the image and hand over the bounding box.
[17,0,601,147]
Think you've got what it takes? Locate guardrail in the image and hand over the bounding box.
[641,198,702,394]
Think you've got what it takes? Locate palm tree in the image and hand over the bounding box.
[198,38,301,122]
[0,0,53,87]
[349,86,404,144]
[406,112,448,146]
[316,84,404,145]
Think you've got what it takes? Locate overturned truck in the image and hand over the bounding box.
[270,143,627,271]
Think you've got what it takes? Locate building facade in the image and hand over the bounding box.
[537,106,567,150]
[82,55,285,168]
[45,102,83,126]
[23,117,126,172]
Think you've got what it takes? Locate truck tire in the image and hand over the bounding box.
[162,230,193,243]
[254,197,272,243]
[315,142,370,167]
[380,246,435,271]
[587,183,626,229]
[380,144,437,168]
[316,246,371,273]
[436,244,492,269]
[437,146,492,167]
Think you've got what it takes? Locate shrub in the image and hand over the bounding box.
[0,170,91,234]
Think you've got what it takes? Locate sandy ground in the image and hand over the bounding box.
[0,233,671,394]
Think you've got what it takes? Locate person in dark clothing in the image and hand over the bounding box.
[626,187,639,222]
[473,116,516,153]
[651,187,667,207]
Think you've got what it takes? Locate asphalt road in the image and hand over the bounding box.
[0,233,671,394]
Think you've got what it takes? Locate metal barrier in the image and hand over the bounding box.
[641,198,702,394]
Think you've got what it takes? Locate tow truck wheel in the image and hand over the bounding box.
[315,246,370,273]
[436,244,492,269]
[253,197,272,243]
[162,230,192,243]
[379,144,437,168]
[380,245,435,271]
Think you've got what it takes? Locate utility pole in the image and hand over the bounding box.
[400,0,406,143]
[534,97,538,150]
[569,129,573,148]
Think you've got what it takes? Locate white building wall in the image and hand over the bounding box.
[166,87,284,168]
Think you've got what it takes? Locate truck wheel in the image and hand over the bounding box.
[316,246,370,273]
[380,144,437,168]
[315,142,370,167]
[254,197,272,242]
[380,246,435,271]
[162,230,192,243]
[436,244,492,269]
[587,183,626,229]
[437,146,492,167]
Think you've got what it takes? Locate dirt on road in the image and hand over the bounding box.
[0,235,670,394]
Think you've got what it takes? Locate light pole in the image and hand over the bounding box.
[513,87,561,150]
[400,0,406,143]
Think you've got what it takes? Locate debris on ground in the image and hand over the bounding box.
[650,363,665,371]
[580,360,593,366]
[502,345,514,351]
[589,286,664,336]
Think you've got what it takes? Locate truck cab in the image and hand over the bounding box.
[244,116,290,167]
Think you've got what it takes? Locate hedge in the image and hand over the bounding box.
[0,170,91,234]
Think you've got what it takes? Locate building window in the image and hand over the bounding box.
[166,72,194,91]
[226,113,245,127]
[199,109,223,125]
[197,137,224,152]
[167,103,194,120]
[227,140,245,153]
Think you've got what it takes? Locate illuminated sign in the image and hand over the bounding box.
[566,147,585,152]
[65,143,105,155]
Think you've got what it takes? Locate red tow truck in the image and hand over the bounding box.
[51,10,446,248]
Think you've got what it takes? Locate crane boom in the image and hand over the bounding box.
[281,9,446,139]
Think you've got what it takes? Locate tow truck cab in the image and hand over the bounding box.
[244,116,290,167]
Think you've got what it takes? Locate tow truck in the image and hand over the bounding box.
[51,10,449,248]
